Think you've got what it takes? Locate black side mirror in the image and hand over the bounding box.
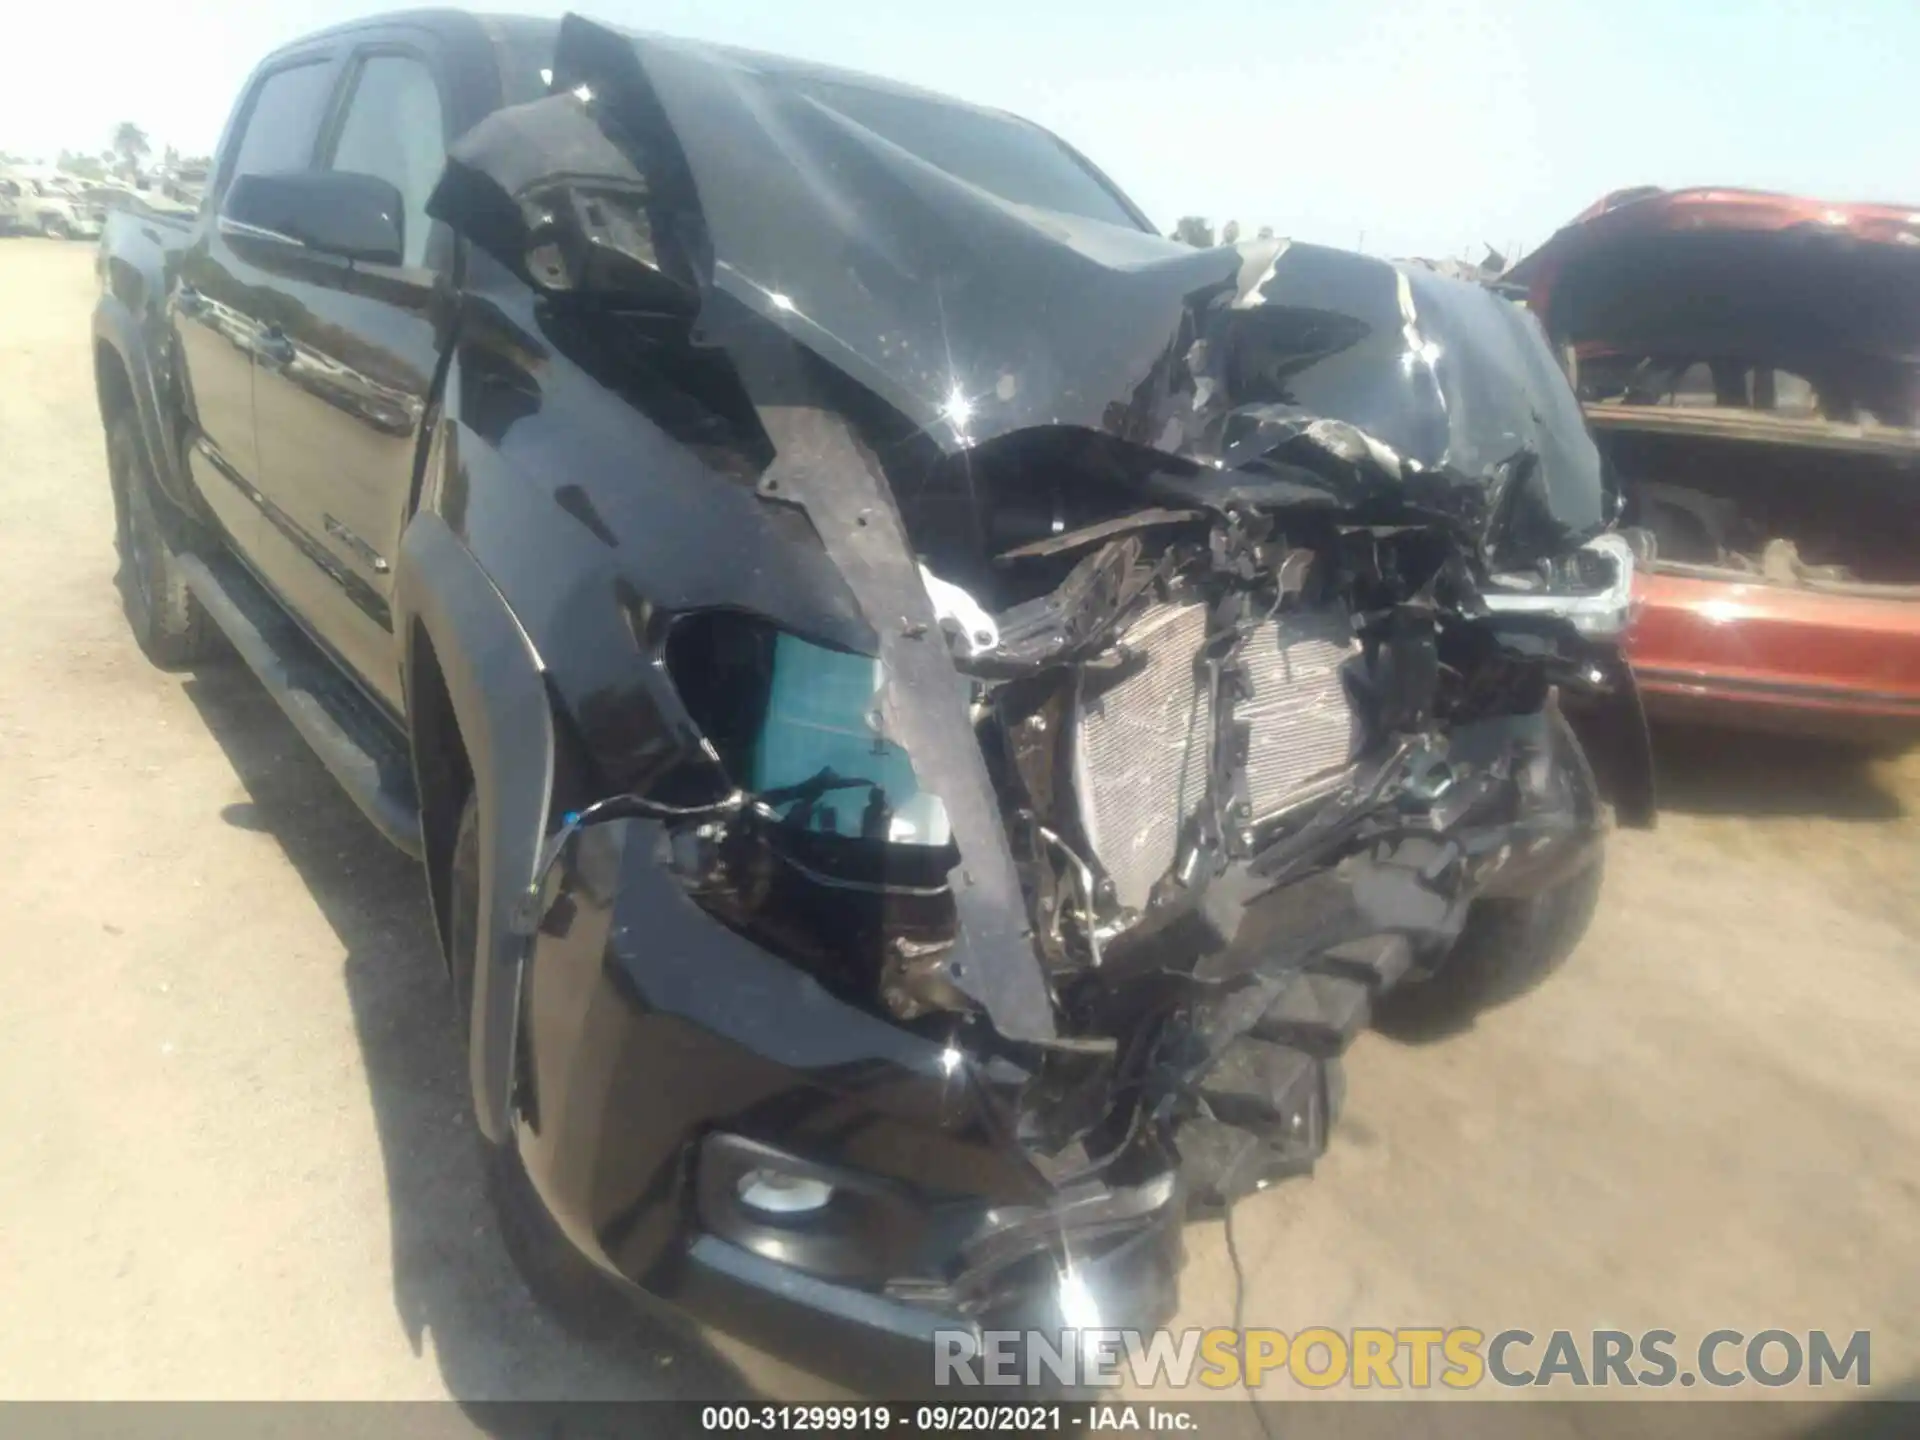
[224,170,405,266]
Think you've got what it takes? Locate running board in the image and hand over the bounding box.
[177,551,423,858]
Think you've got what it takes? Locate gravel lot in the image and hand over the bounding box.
[2,238,1916,1420]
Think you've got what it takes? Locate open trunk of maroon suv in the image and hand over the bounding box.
[1512,187,1920,741]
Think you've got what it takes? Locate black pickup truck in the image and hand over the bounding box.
[93,7,1652,1396]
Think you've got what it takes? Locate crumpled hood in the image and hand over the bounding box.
[432,13,1607,569]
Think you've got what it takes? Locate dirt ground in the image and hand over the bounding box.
[3,238,1918,1416]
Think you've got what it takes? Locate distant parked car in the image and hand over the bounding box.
[1512,187,1920,747]
[0,170,105,239]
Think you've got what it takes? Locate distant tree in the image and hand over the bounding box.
[1171,216,1215,248]
[111,122,150,179]
[163,144,180,173]
[1220,219,1241,245]
[1256,224,1276,241]
[58,150,107,181]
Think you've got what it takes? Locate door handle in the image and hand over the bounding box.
[254,328,296,367]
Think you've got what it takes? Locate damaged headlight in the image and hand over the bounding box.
[1480,532,1637,638]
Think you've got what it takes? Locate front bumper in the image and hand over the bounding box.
[503,705,1609,1396]
[506,818,1184,1397]
[671,1210,1183,1398]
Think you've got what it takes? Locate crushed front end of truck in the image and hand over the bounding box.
[425,13,1653,1394]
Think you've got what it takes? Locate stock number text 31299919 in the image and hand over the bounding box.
[699,1405,1071,1431]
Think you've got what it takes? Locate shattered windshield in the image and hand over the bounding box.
[486,16,564,107]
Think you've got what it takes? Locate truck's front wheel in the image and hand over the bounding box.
[107,415,219,670]
[1376,858,1603,1037]
[1375,709,1607,1035]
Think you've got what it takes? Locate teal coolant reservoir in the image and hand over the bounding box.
[751,634,952,845]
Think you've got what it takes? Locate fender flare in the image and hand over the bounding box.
[395,512,555,1143]
[92,297,195,515]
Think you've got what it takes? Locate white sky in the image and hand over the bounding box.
[4,0,1916,258]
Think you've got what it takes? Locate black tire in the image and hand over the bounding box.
[447,796,640,1340]
[107,414,219,670]
[1374,856,1604,1035]
[41,214,72,240]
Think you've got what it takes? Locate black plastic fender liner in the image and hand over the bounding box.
[395,510,555,1143]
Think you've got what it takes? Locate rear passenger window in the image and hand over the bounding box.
[224,61,336,199]
[328,55,447,268]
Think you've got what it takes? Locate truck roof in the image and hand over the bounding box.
[260,8,1029,129]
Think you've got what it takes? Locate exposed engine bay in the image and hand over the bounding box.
[646,477,1635,1209]
[442,12,1654,1234]
[663,475,1607,977]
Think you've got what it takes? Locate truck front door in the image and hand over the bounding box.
[246,43,455,716]
[174,51,341,573]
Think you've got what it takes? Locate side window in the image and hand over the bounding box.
[224,61,336,201]
[327,54,446,268]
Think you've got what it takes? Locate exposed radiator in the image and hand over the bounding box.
[1071,599,1361,912]
[1239,607,1363,822]
[1072,602,1212,912]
